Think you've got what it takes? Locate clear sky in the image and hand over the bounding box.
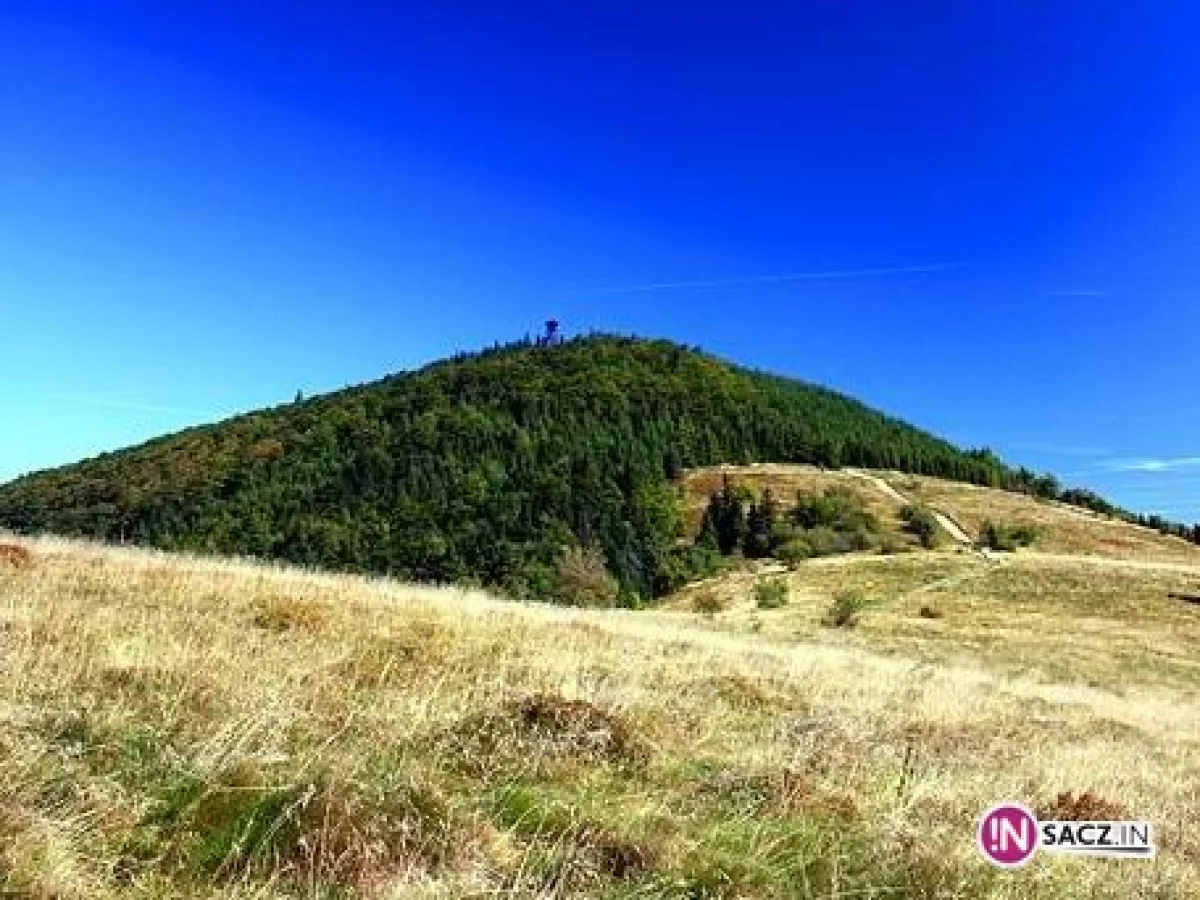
[2,2,1199,520]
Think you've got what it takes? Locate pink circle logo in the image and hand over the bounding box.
[977,804,1039,867]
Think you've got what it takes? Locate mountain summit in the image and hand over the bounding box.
[0,336,1008,598]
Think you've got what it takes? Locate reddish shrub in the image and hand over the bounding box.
[0,544,32,570]
[1037,791,1129,821]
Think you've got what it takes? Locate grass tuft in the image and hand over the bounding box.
[822,589,876,627]
[251,595,328,632]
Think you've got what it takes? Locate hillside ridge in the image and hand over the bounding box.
[3,334,1192,600]
[0,335,1016,600]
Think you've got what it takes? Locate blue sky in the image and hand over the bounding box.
[2,2,1199,520]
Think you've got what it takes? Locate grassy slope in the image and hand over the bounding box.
[2,533,1198,898]
[882,471,1200,563]
[681,463,1200,563]
[672,553,1200,692]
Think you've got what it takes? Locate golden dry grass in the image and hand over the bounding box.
[1,533,1198,897]
[882,472,1200,563]
[671,552,1200,691]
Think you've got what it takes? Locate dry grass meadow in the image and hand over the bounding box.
[2,523,1199,897]
[879,472,1200,564]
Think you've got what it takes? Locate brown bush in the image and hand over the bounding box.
[300,771,460,880]
[513,693,637,760]
[245,439,285,462]
[551,546,619,608]
[439,692,647,777]
[691,589,729,615]
[1037,791,1129,821]
[0,544,32,570]
[251,596,326,633]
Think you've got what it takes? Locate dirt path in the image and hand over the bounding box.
[844,469,975,546]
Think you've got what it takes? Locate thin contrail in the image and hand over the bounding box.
[42,393,219,418]
[1045,289,1110,298]
[565,261,965,296]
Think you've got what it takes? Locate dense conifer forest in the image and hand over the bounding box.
[1,335,1193,600]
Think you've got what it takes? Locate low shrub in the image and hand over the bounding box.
[899,505,943,549]
[979,521,1039,552]
[1012,524,1040,546]
[776,537,813,567]
[754,577,789,610]
[878,536,914,555]
[692,590,729,616]
[822,591,875,628]
[792,489,879,533]
[778,525,873,567]
[551,546,620,608]
[702,487,884,569]
[0,543,32,569]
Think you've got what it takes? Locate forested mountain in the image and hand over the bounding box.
[0,335,1014,600]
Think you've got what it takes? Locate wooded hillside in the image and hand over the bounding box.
[0,335,1013,599]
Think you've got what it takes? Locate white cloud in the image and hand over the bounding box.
[1100,456,1200,474]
